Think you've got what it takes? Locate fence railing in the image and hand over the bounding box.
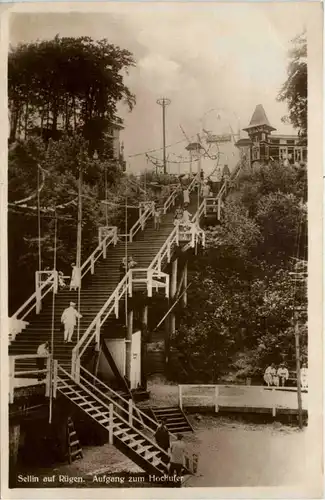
[178,383,308,416]
[81,226,118,279]
[9,354,52,403]
[129,203,155,242]
[9,271,58,340]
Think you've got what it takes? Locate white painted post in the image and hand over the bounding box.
[95,318,101,351]
[75,359,81,384]
[103,239,107,259]
[147,270,153,298]
[217,197,221,221]
[9,357,15,404]
[114,295,119,318]
[179,385,183,410]
[165,274,170,298]
[35,272,41,314]
[109,403,114,444]
[215,385,219,413]
[53,359,58,398]
[272,388,276,417]
[113,227,118,246]
[91,255,95,274]
[128,399,133,426]
[53,271,58,294]
[167,243,171,262]
[45,356,51,397]
[128,271,132,297]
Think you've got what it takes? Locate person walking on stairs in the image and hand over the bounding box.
[155,419,170,453]
[36,341,49,381]
[169,434,185,476]
[61,302,82,343]
[154,207,162,230]
[70,263,81,291]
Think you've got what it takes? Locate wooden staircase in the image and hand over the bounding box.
[151,406,193,434]
[57,366,169,475]
[9,210,182,375]
[67,416,83,463]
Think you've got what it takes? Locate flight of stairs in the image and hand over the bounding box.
[9,210,180,375]
[151,406,193,434]
[57,367,169,475]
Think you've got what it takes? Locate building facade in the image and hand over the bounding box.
[235,104,307,167]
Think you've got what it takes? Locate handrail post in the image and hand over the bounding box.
[9,357,15,404]
[103,238,107,259]
[129,230,133,243]
[128,399,133,426]
[45,356,51,397]
[53,271,58,294]
[165,274,170,298]
[35,272,41,314]
[158,255,162,273]
[217,196,221,221]
[75,359,80,384]
[215,385,219,413]
[53,359,58,398]
[95,317,101,351]
[91,255,95,274]
[128,271,132,297]
[109,403,114,444]
[71,350,76,379]
[179,385,183,410]
[113,227,118,246]
[147,270,152,298]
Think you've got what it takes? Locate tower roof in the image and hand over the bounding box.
[243,104,276,132]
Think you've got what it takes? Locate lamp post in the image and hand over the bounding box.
[157,97,171,174]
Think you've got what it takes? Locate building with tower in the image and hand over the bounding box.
[235,104,307,167]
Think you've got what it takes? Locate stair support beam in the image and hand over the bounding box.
[125,309,133,382]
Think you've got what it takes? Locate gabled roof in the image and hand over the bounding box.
[243,104,276,132]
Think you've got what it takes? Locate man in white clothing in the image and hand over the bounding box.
[61,302,82,343]
[277,364,289,387]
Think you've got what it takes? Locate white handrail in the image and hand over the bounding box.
[129,203,154,242]
[81,227,117,278]
[11,273,56,322]
[57,365,170,460]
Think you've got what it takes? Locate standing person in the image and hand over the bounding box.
[36,341,49,381]
[128,256,137,270]
[264,363,276,387]
[301,363,308,389]
[169,434,185,475]
[119,257,127,281]
[154,420,170,453]
[174,206,183,226]
[70,263,81,291]
[183,187,190,206]
[61,302,82,343]
[277,363,289,387]
[154,207,162,230]
[202,182,211,199]
[181,208,192,226]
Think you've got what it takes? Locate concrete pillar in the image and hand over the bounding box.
[125,309,133,382]
[181,260,188,307]
[9,423,20,478]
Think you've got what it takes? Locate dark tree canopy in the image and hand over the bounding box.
[277,32,307,141]
[8,35,136,151]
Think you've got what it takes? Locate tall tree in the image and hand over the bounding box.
[277,32,307,141]
[8,36,136,151]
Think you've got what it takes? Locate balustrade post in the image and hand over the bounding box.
[179,385,183,410]
[272,388,276,417]
[215,385,219,413]
[113,227,118,246]
[53,359,58,398]
[158,255,162,273]
[9,357,15,404]
[75,359,81,384]
[167,244,171,262]
[109,403,114,444]
[165,274,170,298]
[45,356,51,397]
[114,295,119,318]
[103,239,107,259]
[217,197,221,221]
[128,271,133,297]
[95,317,101,351]
[53,271,58,294]
[147,270,153,298]
[129,231,133,243]
[90,255,95,274]
[35,272,41,314]
[128,399,133,426]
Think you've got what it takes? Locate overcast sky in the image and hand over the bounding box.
[9,3,309,174]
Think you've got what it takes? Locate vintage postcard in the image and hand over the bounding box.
[0,2,323,499]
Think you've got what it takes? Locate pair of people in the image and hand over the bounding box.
[264,363,289,387]
[174,206,192,227]
[155,421,186,475]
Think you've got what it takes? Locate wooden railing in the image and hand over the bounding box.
[129,202,155,242]
[9,354,52,403]
[81,226,118,278]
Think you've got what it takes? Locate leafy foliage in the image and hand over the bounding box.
[277,32,307,140]
[8,36,136,151]
[170,162,307,383]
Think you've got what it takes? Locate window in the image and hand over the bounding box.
[252,146,259,161]
[261,133,266,141]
